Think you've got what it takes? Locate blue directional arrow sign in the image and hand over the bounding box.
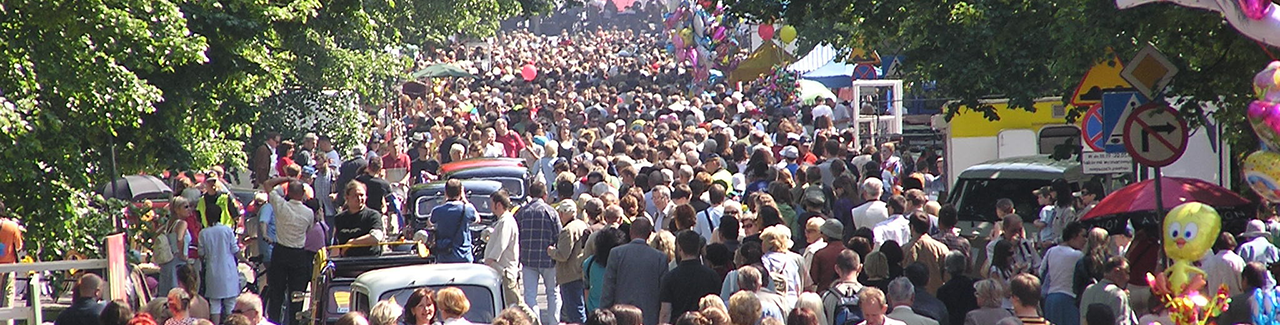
[1102,91,1148,153]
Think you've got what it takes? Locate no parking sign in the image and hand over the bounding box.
[1080,104,1106,151]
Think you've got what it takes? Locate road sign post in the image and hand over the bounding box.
[1123,102,1188,223]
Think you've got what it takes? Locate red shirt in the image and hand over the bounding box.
[495,131,526,158]
[810,241,845,291]
[382,153,410,170]
[799,152,818,165]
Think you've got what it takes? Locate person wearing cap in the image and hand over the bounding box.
[1237,219,1280,267]
[295,132,319,168]
[196,174,242,234]
[1031,186,1056,246]
[795,191,827,253]
[777,145,801,179]
[796,136,818,165]
[808,219,846,292]
[1070,180,1106,226]
[548,199,590,323]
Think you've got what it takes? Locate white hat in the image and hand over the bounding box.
[710,119,728,129]
[781,146,800,159]
[1244,219,1271,238]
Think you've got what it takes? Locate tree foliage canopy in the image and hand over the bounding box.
[723,0,1272,133]
[0,0,519,260]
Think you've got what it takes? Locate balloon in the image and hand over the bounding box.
[713,26,727,41]
[1162,202,1222,296]
[1249,101,1280,150]
[672,33,685,48]
[689,49,699,65]
[520,64,537,81]
[759,24,775,40]
[693,12,706,36]
[680,28,694,45]
[1255,61,1280,102]
[1244,150,1280,203]
[779,25,797,43]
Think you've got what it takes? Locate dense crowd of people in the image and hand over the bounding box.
[30,2,1280,325]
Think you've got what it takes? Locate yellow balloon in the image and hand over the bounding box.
[1244,150,1280,203]
[779,25,797,43]
[1162,202,1221,295]
[680,28,694,45]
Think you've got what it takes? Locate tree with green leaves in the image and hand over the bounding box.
[723,0,1271,145]
[0,0,520,263]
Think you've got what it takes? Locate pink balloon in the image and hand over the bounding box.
[673,35,685,48]
[713,27,727,41]
[1250,100,1275,119]
[521,64,537,81]
[759,24,775,40]
[689,49,699,65]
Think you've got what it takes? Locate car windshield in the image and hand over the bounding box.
[948,178,1050,222]
[417,196,494,217]
[379,284,496,323]
[491,178,525,198]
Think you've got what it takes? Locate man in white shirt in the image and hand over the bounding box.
[812,99,834,121]
[484,190,523,307]
[1202,232,1246,296]
[852,178,890,230]
[1039,222,1086,325]
[260,177,316,325]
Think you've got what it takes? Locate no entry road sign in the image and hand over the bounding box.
[1122,103,1188,167]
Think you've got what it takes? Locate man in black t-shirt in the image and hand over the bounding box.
[658,230,722,324]
[333,181,385,257]
[354,157,393,214]
[334,147,368,207]
[438,122,470,164]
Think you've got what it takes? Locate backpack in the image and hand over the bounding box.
[824,284,863,325]
[152,221,175,264]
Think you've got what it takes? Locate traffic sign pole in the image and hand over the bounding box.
[1154,167,1164,222]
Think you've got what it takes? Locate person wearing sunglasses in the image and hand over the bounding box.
[157,196,193,296]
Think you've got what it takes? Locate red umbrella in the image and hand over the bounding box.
[1080,177,1253,232]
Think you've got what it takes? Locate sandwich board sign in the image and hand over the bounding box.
[1121,45,1179,99]
[1070,54,1134,106]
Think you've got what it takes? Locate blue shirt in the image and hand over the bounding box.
[517,199,561,268]
[258,203,277,260]
[430,201,478,263]
[583,255,607,312]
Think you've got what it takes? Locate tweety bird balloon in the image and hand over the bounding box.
[1163,202,1222,295]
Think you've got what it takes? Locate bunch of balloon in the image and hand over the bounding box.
[661,0,748,85]
[1144,202,1230,325]
[1243,62,1280,203]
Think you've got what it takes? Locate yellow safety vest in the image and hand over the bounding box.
[195,194,234,227]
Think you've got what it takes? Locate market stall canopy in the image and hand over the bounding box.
[802,60,881,89]
[787,43,838,74]
[728,41,795,83]
[798,79,837,105]
[100,175,173,201]
[1080,177,1253,234]
[412,63,475,79]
